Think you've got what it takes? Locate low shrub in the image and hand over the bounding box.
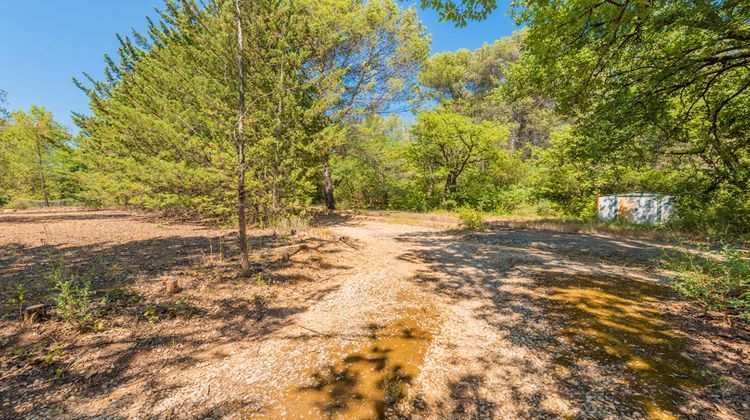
[458,207,485,231]
[48,261,94,328]
[662,244,750,323]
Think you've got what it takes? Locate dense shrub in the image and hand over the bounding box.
[458,207,485,230]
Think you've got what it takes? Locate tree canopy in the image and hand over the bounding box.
[419,0,750,230]
[2,0,747,239]
[0,106,76,205]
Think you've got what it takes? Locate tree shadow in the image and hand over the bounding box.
[0,210,134,224]
[310,211,357,228]
[395,228,749,418]
[0,211,354,418]
[271,315,432,418]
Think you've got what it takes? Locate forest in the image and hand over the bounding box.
[1,0,747,235]
[1,0,749,418]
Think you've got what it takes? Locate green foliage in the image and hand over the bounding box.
[670,184,750,237]
[410,110,511,208]
[533,124,750,232]
[74,0,429,225]
[509,0,750,230]
[531,126,599,218]
[418,31,560,153]
[143,304,159,324]
[0,106,78,204]
[331,33,560,218]
[6,284,28,318]
[48,261,94,328]
[663,245,750,322]
[422,1,749,233]
[43,342,62,366]
[140,297,190,324]
[100,288,142,308]
[333,115,423,210]
[419,0,497,26]
[458,207,485,230]
[259,213,311,233]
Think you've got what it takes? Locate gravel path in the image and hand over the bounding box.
[2,210,748,418]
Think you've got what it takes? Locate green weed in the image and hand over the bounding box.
[93,319,106,331]
[143,304,159,323]
[100,288,141,307]
[43,342,62,365]
[165,296,188,318]
[663,243,749,323]
[7,284,28,318]
[255,272,272,286]
[48,260,94,329]
[381,367,403,406]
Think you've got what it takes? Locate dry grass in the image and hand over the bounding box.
[348,210,748,246]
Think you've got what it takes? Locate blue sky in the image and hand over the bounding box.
[0,1,518,130]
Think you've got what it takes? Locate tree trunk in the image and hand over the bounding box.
[236,0,250,270]
[443,172,458,205]
[272,52,284,219]
[35,136,49,207]
[322,156,335,210]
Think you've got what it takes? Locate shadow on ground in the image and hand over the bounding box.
[0,212,352,418]
[396,228,749,418]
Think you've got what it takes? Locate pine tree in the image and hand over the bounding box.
[74,0,429,269]
[0,106,72,204]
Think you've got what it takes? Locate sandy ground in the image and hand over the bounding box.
[1,209,748,419]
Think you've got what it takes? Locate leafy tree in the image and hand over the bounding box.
[516,0,749,229]
[0,106,74,205]
[307,0,430,210]
[418,31,560,152]
[419,0,497,26]
[425,0,750,229]
[418,49,475,105]
[513,0,750,195]
[410,110,510,207]
[76,0,318,268]
[333,115,421,209]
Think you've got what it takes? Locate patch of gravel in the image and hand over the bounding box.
[2,210,748,418]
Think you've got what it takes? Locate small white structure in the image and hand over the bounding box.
[597,192,674,224]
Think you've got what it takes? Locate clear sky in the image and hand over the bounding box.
[0,0,518,131]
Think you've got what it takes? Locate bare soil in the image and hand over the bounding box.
[1,208,748,419]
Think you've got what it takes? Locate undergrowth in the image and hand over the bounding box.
[458,208,485,231]
[381,367,404,406]
[662,244,750,324]
[47,260,94,329]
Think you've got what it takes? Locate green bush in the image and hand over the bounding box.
[458,207,485,230]
[663,244,750,323]
[48,261,94,328]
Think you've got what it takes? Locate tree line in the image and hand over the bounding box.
[1,0,747,246]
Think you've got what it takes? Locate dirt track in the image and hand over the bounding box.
[1,209,748,418]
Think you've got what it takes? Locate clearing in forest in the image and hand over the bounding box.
[1,209,748,418]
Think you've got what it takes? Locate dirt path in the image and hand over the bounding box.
[1,210,748,418]
[138,222,439,419]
